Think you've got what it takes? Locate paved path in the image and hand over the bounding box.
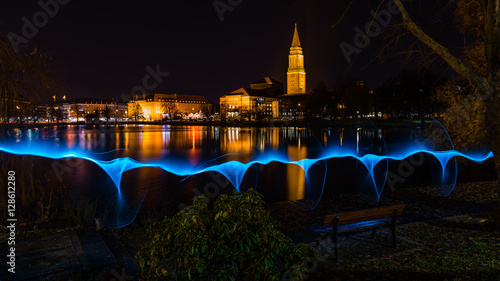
[306,229,421,269]
[0,229,138,281]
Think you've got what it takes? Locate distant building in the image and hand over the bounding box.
[281,24,309,118]
[219,77,282,120]
[128,93,213,121]
[52,98,128,122]
[285,24,306,96]
[219,24,310,120]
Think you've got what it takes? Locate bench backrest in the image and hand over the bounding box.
[322,204,405,227]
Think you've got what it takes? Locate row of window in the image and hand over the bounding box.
[226,105,274,111]
[156,98,206,104]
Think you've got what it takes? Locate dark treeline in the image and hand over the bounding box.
[304,69,447,119]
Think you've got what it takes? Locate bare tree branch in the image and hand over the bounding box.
[393,0,493,96]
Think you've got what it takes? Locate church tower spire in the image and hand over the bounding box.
[286,24,306,95]
[291,23,301,47]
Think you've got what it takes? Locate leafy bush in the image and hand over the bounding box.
[135,189,313,281]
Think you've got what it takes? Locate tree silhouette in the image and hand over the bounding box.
[393,0,500,228]
[103,105,112,123]
[161,99,177,121]
[201,104,213,121]
[72,104,81,124]
[0,37,58,126]
[130,103,143,121]
[49,108,64,124]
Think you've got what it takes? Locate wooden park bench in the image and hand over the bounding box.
[310,204,405,261]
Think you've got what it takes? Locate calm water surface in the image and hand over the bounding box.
[2,123,438,226]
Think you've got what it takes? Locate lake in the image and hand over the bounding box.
[1,122,491,227]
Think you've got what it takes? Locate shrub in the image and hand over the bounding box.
[135,189,313,281]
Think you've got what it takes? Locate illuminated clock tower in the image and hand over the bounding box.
[286,24,306,95]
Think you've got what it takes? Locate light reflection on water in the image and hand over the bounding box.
[2,124,395,204]
[5,122,488,227]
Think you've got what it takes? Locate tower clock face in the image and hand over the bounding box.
[291,74,295,78]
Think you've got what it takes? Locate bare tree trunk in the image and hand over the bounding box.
[394,0,500,229]
[473,0,500,230]
[485,91,500,229]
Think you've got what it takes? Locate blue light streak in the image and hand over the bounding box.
[0,139,494,228]
[2,113,493,228]
[0,145,493,194]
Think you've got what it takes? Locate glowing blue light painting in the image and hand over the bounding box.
[0,113,493,228]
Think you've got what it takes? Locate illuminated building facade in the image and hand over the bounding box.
[281,24,310,118]
[219,77,282,120]
[219,24,309,119]
[53,98,128,122]
[129,93,212,121]
[285,24,306,96]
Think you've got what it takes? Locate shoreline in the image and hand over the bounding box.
[1,118,429,129]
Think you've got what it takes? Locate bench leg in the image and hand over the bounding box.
[392,224,397,248]
[391,209,398,248]
[333,233,339,261]
[333,216,339,261]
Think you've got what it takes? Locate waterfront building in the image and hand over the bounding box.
[219,77,282,120]
[52,98,128,122]
[128,93,213,121]
[219,24,311,120]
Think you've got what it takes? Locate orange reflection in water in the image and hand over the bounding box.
[286,143,308,200]
[219,127,284,157]
[66,132,77,149]
[187,126,201,166]
[127,126,206,164]
[221,128,254,154]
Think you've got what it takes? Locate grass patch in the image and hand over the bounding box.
[313,214,500,280]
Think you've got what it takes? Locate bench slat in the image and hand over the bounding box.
[338,217,392,232]
[311,204,405,261]
[322,204,405,227]
[312,217,392,234]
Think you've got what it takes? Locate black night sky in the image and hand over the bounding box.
[1,0,459,103]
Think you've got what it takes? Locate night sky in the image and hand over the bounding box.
[1,0,459,103]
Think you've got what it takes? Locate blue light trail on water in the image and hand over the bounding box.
[0,113,495,228]
[0,145,493,194]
